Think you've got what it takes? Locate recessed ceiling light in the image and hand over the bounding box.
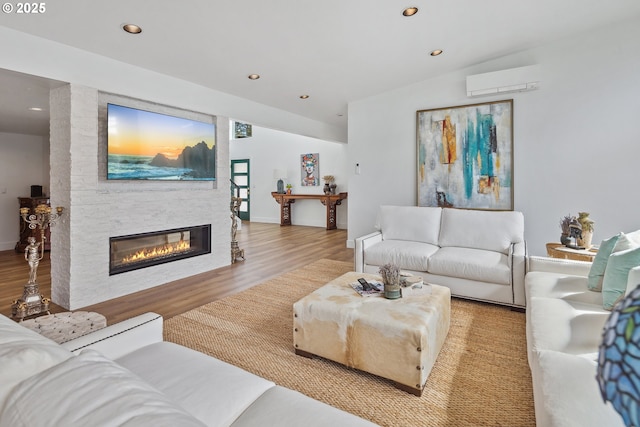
[248,74,260,80]
[402,7,419,17]
[122,24,142,34]
[300,95,310,99]
[430,49,443,56]
[28,107,44,112]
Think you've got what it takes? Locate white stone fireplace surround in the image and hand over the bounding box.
[49,85,231,310]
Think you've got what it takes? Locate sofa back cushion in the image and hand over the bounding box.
[439,208,524,254]
[376,205,442,245]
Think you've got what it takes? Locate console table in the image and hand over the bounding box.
[271,192,347,230]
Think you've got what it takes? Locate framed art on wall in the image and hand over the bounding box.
[416,99,513,210]
[301,153,320,186]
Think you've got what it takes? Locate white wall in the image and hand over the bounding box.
[230,125,349,229]
[0,132,46,250]
[347,17,640,255]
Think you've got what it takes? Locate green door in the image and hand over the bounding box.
[231,159,250,221]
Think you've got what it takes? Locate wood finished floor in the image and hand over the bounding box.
[0,222,353,324]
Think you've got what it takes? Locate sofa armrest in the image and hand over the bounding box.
[60,312,163,359]
[510,241,527,306]
[527,256,592,277]
[354,231,382,273]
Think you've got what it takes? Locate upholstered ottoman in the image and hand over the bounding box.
[293,272,450,396]
[20,311,107,344]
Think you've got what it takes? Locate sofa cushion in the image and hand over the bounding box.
[0,314,72,404]
[534,350,623,427]
[602,246,640,310]
[428,247,511,285]
[231,386,378,427]
[438,208,524,254]
[377,205,441,245]
[588,233,621,292]
[117,341,275,427]
[0,349,206,427]
[526,272,602,306]
[527,297,609,356]
[364,240,438,271]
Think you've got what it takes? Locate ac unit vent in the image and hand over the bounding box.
[466,65,540,97]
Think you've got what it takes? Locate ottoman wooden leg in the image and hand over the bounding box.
[395,382,424,397]
[295,348,316,359]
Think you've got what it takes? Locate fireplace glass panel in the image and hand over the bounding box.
[110,224,211,275]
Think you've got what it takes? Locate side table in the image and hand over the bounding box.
[546,242,598,262]
[19,311,107,344]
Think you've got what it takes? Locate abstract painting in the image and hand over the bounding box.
[300,153,320,186]
[416,100,513,210]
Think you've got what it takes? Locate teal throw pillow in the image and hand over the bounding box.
[602,247,640,310]
[587,233,621,292]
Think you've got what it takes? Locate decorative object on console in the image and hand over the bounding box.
[12,204,64,321]
[578,212,595,249]
[379,263,401,299]
[323,175,334,195]
[286,183,292,194]
[274,169,286,194]
[416,99,513,211]
[559,214,574,246]
[597,284,640,427]
[301,153,319,186]
[567,217,583,248]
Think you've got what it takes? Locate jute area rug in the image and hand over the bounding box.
[164,259,535,427]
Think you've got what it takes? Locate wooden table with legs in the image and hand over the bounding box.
[271,192,347,230]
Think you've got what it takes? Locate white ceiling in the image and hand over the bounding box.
[1,0,640,137]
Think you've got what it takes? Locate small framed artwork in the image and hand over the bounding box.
[301,153,320,186]
[416,99,513,210]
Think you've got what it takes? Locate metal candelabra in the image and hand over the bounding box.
[230,196,245,263]
[12,204,64,321]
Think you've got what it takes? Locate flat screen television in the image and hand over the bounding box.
[107,103,216,181]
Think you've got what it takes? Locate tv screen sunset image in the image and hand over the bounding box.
[107,104,216,180]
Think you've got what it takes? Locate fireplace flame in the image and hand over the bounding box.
[122,240,191,264]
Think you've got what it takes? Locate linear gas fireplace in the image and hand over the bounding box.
[109,224,211,275]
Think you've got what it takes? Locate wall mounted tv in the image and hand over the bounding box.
[107,103,216,181]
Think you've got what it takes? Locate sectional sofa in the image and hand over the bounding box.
[525,230,640,426]
[355,205,526,307]
[0,312,378,426]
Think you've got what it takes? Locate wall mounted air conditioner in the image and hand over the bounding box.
[466,65,540,97]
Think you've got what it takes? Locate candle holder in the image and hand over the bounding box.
[11,204,64,321]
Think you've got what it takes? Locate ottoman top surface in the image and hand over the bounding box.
[294,272,451,328]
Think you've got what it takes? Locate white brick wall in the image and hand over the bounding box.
[50,85,231,309]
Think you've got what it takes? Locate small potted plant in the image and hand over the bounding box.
[379,263,401,299]
[286,184,292,194]
[559,214,574,246]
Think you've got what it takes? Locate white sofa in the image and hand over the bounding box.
[525,256,640,427]
[355,205,526,307]
[0,312,378,427]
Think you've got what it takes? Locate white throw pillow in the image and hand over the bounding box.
[612,230,640,252]
[0,314,72,404]
[0,350,206,426]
